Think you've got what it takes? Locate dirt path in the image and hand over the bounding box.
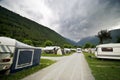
[22,53,95,80]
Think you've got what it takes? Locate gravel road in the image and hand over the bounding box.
[22,53,95,80]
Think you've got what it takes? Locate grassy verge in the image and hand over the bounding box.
[83,52,120,80]
[0,59,56,80]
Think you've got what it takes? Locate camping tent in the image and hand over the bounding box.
[0,37,41,73]
[43,46,62,55]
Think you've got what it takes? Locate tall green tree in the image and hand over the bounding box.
[63,44,72,48]
[23,39,33,46]
[83,42,96,48]
[44,40,53,46]
[91,44,96,48]
[97,30,112,44]
[83,42,91,48]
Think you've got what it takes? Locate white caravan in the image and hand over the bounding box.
[77,48,82,53]
[95,43,120,59]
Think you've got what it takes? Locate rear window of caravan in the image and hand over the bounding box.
[101,47,113,52]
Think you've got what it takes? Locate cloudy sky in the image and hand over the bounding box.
[0,0,120,41]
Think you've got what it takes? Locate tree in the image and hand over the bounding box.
[23,39,33,46]
[63,44,72,48]
[83,42,96,48]
[83,42,92,48]
[97,30,112,44]
[91,44,96,48]
[44,40,53,46]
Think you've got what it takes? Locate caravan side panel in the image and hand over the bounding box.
[10,48,41,73]
[33,49,41,66]
[95,47,120,59]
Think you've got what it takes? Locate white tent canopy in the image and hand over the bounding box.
[0,37,16,46]
[0,37,32,47]
[43,46,60,51]
[0,37,32,53]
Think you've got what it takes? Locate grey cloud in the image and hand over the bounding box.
[0,0,120,41]
[44,0,120,41]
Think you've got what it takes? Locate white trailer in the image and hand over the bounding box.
[95,43,120,59]
[76,48,82,53]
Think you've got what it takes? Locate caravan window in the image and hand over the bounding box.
[101,47,113,52]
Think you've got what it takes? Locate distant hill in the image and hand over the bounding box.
[0,6,70,47]
[77,29,120,46]
[77,36,99,46]
[65,38,77,46]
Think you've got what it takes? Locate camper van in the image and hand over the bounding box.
[77,48,82,53]
[95,43,120,59]
[0,37,41,75]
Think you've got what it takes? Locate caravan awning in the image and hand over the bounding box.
[0,45,11,53]
[0,37,33,53]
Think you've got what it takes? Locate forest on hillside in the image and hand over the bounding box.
[0,6,70,47]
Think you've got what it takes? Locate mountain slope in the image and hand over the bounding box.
[0,6,70,47]
[65,38,77,46]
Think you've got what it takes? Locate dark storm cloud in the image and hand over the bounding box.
[0,0,120,41]
[44,0,120,41]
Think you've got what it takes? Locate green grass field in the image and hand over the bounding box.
[84,52,120,80]
[0,59,56,80]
